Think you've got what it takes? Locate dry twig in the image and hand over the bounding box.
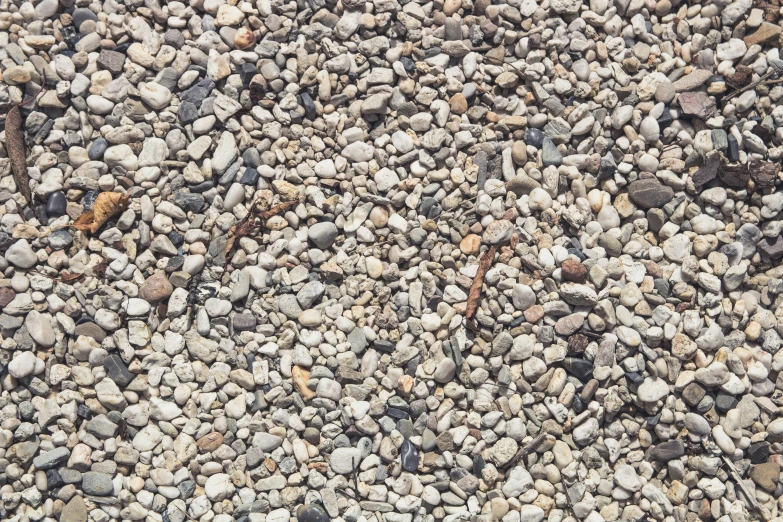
[4,71,46,207]
[465,245,497,330]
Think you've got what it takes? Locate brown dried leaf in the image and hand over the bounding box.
[465,245,497,329]
[72,192,131,234]
[59,271,85,284]
[224,199,300,257]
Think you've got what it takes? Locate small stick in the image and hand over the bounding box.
[465,244,497,330]
[724,70,774,100]
[722,455,760,512]
[4,71,47,207]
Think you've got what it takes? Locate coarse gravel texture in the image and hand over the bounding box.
[3,0,783,522]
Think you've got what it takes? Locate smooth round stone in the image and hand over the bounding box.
[46,191,67,217]
[308,222,339,249]
[223,183,245,211]
[139,82,173,109]
[524,128,545,148]
[5,239,37,268]
[72,7,99,29]
[297,504,329,522]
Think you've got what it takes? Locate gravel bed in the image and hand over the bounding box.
[2,0,783,522]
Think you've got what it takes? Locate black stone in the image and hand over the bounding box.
[473,454,486,477]
[82,190,99,211]
[46,469,64,489]
[72,7,98,28]
[238,62,256,86]
[567,247,586,261]
[625,371,643,385]
[240,167,259,185]
[180,78,215,104]
[300,91,317,120]
[178,480,197,499]
[650,440,685,460]
[599,152,616,179]
[374,340,395,353]
[727,134,740,161]
[178,101,198,125]
[166,256,185,273]
[749,442,770,464]
[77,404,92,419]
[656,110,673,127]
[168,231,184,247]
[562,358,593,382]
[105,354,135,387]
[715,392,738,413]
[60,26,81,49]
[524,128,545,148]
[88,138,108,160]
[46,191,67,217]
[297,504,329,522]
[386,407,409,419]
[172,191,205,212]
[400,439,418,472]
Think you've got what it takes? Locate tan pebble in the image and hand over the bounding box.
[443,0,461,15]
[459,234,481,255]
[369,206,388,227]
[235,27,256,49]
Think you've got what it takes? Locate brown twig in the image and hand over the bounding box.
[465,244,497,330]
[724,70,774,101]
[224,198,299,257]
[4,71,47,208]
[722,455,760,513]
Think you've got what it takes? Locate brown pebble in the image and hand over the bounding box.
[196,432,224,452]
[561,259,588,283]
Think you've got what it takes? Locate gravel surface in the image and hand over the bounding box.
[2,0,783,522]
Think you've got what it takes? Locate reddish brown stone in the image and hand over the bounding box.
[0,287,15,308]
[561,259,588,283]
[524,304,544,323]
[196,432,224,452]
[139,272,173,302]
[744,22,782,47]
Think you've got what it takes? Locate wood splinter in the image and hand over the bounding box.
[4,71,46,208]
[465,244,497,331]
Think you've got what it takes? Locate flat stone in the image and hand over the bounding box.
[628,179,675,208]
[61,497,88,522]
[81,472,114,496]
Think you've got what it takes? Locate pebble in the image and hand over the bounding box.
[0,2,781,521]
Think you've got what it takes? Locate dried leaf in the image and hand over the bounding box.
[224,198,299,257]
[72,192,131,234]
[59,271,85,284]
[465,245,497,330]
[93,262,108,279]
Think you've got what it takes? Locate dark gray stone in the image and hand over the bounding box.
[82,472,114,495]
